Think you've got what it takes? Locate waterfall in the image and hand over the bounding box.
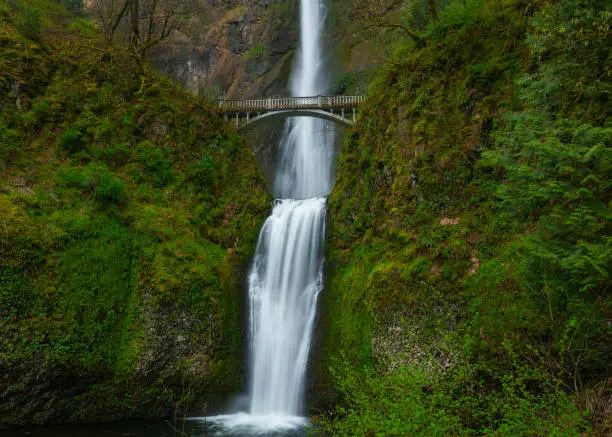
[247,0,333,418]
[248,197,326,416]
[203,0,333,434]
[274,0,332,200]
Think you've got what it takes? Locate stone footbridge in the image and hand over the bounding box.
[218,95,365,130]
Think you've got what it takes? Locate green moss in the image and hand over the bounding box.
[0,0,270,425]
[320,0,609,434]
[245,42,265,60]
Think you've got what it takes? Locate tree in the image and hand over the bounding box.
[90,0,191,59]
[428,0,437,20]
[90,0,129,44]
[130,0,185,59]
[349,0,443,47]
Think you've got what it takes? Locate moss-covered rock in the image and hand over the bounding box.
[0,0,269,425]
[317,0,610,435]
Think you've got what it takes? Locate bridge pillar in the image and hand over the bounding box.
[235,113,239,127]
[353,108,356,122]
[318,95,322,108]
[341,108,345,118]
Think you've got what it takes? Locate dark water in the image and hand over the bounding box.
[0,419,309,437]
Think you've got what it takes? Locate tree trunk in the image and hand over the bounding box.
[129,0,140,50]
[428,0,438,21]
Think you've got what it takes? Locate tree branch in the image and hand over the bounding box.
[365,22,426,47]
[110,0,130,39]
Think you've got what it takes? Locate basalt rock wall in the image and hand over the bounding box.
[151,0,299,98]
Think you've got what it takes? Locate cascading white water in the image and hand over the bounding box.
[202,0,333,434]
[248,197,326,416]
[274,0,332,200]
[249,0,333,419]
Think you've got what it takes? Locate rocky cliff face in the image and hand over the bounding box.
[151,0,299,98]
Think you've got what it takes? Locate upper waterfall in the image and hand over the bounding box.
[292,0,327,96]
[274,0,334,200]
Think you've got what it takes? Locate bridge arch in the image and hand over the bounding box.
[237,109,353,131]
[218,95,364,131]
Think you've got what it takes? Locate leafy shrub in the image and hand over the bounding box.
[321,360,586,436]
[135,141,174,187]
[67,18,95,37]
[0,3,10,17]
[59,127,84,152]
[0,122,19,164]
[428,0,490,40]
[55,219,136,370]
[94,172,126,204]
[467,61,495,86]
[332,73,357,95]
[94,118,117,142]
[0,266,34,318]
[15,4,42,41]
[56,164,126,205]
[93,142,130,166]
[185,154,216,189]
[20,99,52,126]
[59,116,98,154]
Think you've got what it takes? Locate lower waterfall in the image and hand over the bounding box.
[248,197,327,416]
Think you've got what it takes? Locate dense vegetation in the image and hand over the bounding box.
[1,0,609,434]
[318,0,610,435]
[0,0,269,424]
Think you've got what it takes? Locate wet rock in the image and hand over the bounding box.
[150,1,299,98]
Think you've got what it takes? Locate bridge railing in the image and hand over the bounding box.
[218,95,365,112]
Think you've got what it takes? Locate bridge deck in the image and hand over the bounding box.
[218,95,364,112]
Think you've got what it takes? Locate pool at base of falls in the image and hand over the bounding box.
[1,416,311,437]
[190,413,310,436]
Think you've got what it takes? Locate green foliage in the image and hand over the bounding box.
[67,19,95,38]
[0,121,19,164]
[53,219,136,369]
[0,2,10,17]
[185,154,216,189]
[135,141,175,187]
[475,111,611,389]
[321,362,463,436]
[56,164,126,205]
[93,142,130,166]
[319,360,585,436]
[331,73,358,95]
[0,266,34,318]
[14,3,43,41]
[94,172,126,204]
[428,0,490,38]
[0,0,270,424]
[323,0,610,434]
